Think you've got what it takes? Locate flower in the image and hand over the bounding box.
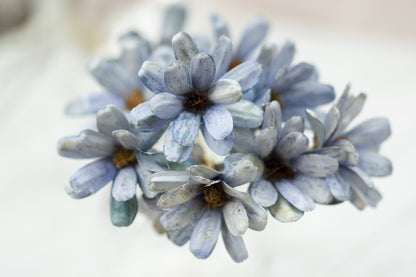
[210,13,269,69]
[246,42,335,121]
[233,100,339,222]
[65,4,186,115]
[129,32,264,162]
[305,84,392,209]
[57,105,167,226]
[149,159,267,262]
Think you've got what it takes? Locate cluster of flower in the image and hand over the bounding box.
[57,4,392,262]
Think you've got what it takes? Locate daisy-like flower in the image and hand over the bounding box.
[130,32,263,162]
[305,84,392,209]
[65,4,186,115]
[210,13,269,69]
[149,159,267,262]
[57,105,167,226]
[246,42,335,121]
[233,100,339,222]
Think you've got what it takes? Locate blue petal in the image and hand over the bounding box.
[212,36,233,80]
[67,158,118,199]
[273,62,317,92]
[278,82,335,108]
[274,179,315,211]
[112,166,137,201]
[164,124,193,162]
[138,61,167,93]
[221,61,262,92]
[346,117,391,149]
[149,92,184,119]
[226,100,263,128]
[65,91,124,116]
[129,102,170,132]
[96,105,131,136]
[160,3,186,45]
[191,53,216,92]
[201,125,234,156]
[210,13,230,40]
[110,194,138,227]
[203,105,233,140]
[172,32,199,67]
[172,111,200,146]
[164,61,192,95]
[235,16,269,60]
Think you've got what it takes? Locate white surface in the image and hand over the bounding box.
[0,1,415,276]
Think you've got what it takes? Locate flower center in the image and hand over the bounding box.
[263,154,295,181]
[125,89,144,110]
[228,58,242,71]
[203,184,225,209]
[183,91,209,113]
[270,90,283,109]
[112,147,137,168]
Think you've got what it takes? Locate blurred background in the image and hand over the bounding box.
[0,0,415,276]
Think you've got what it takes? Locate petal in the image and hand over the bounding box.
[160,3,186,44]
[164,61,192,95]
[150,45,175,67]
[201,125,234,156]
[136,128,166,152]
[110,195,138,227]
[280,116,304,138]
[65,92,124,116]
[323,106,340,142]
[268,195,304,223]
[157,182,203,209]
[164,124,194,162]
[273,62,316,92]
[210,13,230,39]
[223,199,249,236]
[357,150,393,177]
[111,166,137,201]
[57,130,115,159]
[129,102,170,132]
[255,43,278,89]
[96,105,130,136]
[291,174,333,204]
[221,225,248,263]
[262,100,282,130]
[334,92,366,137]
[249,179,278,208]
[305,109,325,148]
[138,61,167,93]
[203,105,233,140]
[191,53,216,92]
[330,139,359,166]
[172,32,198,67]
[87,58,132,96]
[68,158,117,198]
[221,182,268,231]
[189,208,222,259]
[291,154,338,178]
[325,173,352,201]
[235,16,269,60]
[149,92,184,119]
[187,165,220,179]
[279,82,335,108]
[221,61,262,92]
[168,224,194,246]
[346,118,391,149]
[172,111,201,146]
[222,159,257,187]
[274,179,315,211]
[150,171,191,192]
[160,199,203,231]
[275,132,309,161]
[136,151,169,172]
[112,130,140,150]
[212,36,233,80]
[254,127,278,157]
[207,79,242,104]
[306,147,344,162]
[135,164,158,199]
[232,127,255,153]
[226,100,263,128]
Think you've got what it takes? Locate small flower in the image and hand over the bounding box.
[65,4,186,115]
[57,105,166,226]
[130,32,264,162]
[305,84,392,209]
[149,161,267,262]
[247,42,335,121]
[233,100,339,222]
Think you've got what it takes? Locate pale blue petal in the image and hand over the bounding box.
[172,32,199,67]
[249,179,278,208]
[232,127,255,153]
[278,82,335,108]
[164,124,194,162]
[226,100,263,128]
[273,62,316,92]
[157,182,203,209]
[160,199,203,231]
[112,130,140,150]
[149,92,184,119]
[221,61,262,92]
[357,150,392,177]
[291,154,338,178]
[212,36,233,80]
[191,53,216,92]
[210,13,230,40]
[325,173,352,201]
[254,127,278,157]
[207,79,242,104]
[275,132,309,161]
[274,179,315,211]
[149,45,175,67]
[172,111,200,146]
[112,166,137,201]
[305,109,325,148]
[236,16,269,60]
[65,92,124,116]
[223,199,249,236]
[201,125,234,156]
[149,171,191,192]
[333,92,366,137]
[281,116,304,138]
[160,3,186,45]
[203,105,233,140]
[222,159,257,187]
[291,174,333,204]
[268,195,304,222]
[168,224,194,246]
[164,61,192,95]
[262,100,282,130]
[138,61,167,93]
[129,102,170,132]
[96,105,130,136]
[346,117,391,149]
[110,194,138,227]
[222,225,248,263]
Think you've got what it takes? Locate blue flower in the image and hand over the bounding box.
[130,32,263,162]
[149,160,266,262]
[305,84,392,209]
[57,105,167,226]
[233,101,339,222]
[246,42,335,121]
[65,4,186,115]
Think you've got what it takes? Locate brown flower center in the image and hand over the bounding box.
[183,91,209,113]
[203,184,225,209]
[112,147,137,168]
[263,154,295,181]
[125,89,144,110]
[228,58,242,71]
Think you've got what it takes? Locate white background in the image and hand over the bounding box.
[0,0,414,276]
